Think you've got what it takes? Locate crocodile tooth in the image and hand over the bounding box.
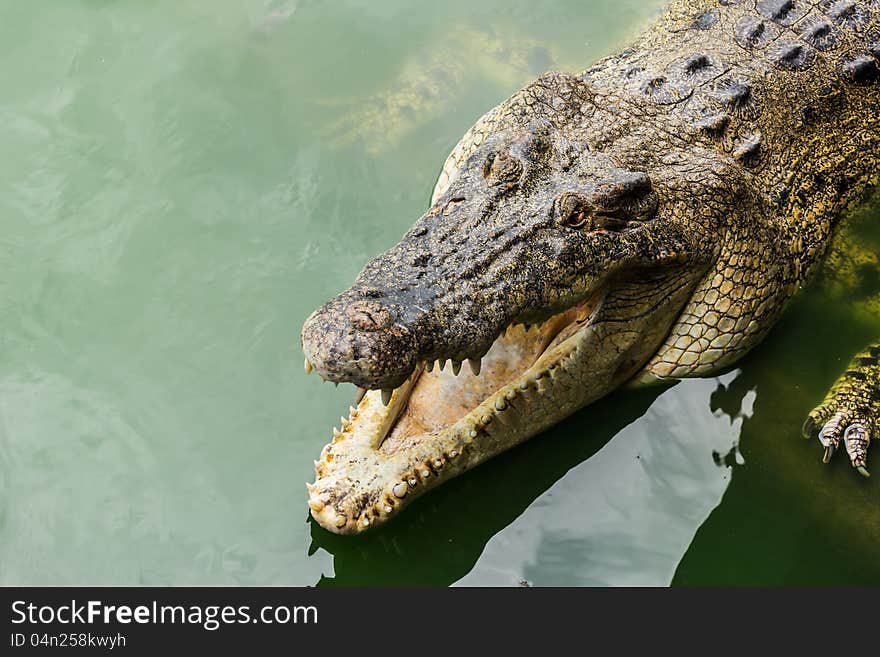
[341,416,350,429]
[308,499,324,512]
[381,389,393,406]
[495,398,508,411]
[349,406,358,417]
[432,459,443,469]
[361,517,370,528]
[333,427,342,439]
[449,450,458,458]
[393,482,408,498]
[408,477,418,487]
[306,482,316,493]
[468,358,482,376]
[335,515,346,528]
[420,468,431,477]
[383,505,393,514]
[451,360,462,376]
[354,387,366,404]
[304,358,313,374]
[468,429,478,439]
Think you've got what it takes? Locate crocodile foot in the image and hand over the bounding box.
[802,350,880,478]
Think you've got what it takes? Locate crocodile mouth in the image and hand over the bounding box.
[305,287,609,535]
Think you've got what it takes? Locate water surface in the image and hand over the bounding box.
[1,0,878,586]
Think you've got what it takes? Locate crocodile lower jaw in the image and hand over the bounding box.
[306,291,606,535]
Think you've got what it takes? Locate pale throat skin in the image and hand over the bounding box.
[300,0,880,534]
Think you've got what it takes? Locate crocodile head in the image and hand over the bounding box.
[301,110,719,534]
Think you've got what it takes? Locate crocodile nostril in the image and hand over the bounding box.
[411,252,431,267]
[442,197,466,215]
[346,301,393,332]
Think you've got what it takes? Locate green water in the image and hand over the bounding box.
[2,0,878,586]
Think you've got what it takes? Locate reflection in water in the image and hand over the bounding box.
[458,375,750,586]
[311,373,750,587]
[320,25,559,155]
[675,282,880,585]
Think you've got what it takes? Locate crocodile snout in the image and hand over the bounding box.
[301,295,419,391]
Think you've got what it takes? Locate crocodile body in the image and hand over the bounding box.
[301,0,880,534]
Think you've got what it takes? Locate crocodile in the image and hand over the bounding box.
[300,0,880,534]
[321,25,559,155]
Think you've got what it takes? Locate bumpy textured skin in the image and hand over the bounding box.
[436,0,880,472]
[443,2,879,369]
[302,0,880,532]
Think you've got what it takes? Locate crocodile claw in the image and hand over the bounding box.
[843,423,871,475]
[818,411,848,453]
[801,415,818,439]
[823,445,835,463]
[804,405,873,475]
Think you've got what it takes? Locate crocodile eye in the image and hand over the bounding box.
[483,151,523,186]
[555,193,594,230]
[555,192,638,232]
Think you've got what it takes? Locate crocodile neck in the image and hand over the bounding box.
[587,0,880,379]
